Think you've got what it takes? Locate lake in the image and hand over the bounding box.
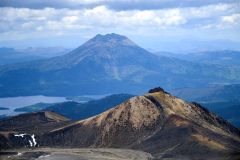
[0,94,109,116]
[0,95,68,116]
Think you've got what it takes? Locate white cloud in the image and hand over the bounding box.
[184,3,234,19]
[0,2,239,42]
[0,6,186,34]
[36,26,43,31]
[62,16,78,24]
[222,14,240,24]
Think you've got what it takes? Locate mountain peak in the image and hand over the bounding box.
[95,33,127,40]
[83,33,137,47]
[148,87,168,94]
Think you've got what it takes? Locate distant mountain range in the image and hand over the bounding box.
[156,50,240,67]
[0,47,70,65]
[1,88,239,159]
[0,33,240,97]
[171,84,240,102]
[153,39,240,53]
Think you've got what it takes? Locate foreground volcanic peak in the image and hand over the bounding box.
[0,87,239,159]
[40,87,240,159]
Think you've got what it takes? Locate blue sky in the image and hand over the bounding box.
[0,0,240,53]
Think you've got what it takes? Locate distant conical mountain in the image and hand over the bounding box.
[78,33,138,48]
[48,33,160,78]
[0,33,240,97]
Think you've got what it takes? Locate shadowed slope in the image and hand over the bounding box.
[0,111,71,149]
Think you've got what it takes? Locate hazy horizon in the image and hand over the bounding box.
[1,33,240,54]
[1,0,240,53]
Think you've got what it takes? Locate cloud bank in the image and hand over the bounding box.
[0,0,237,10]
[0,0,239,50]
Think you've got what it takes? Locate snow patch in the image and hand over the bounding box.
[14,133,26,137]
[17,152,22,156]
[12,152,22,157]
[29,140,33,147]
[14,133,37,147]
[31,134,37,146]
[38,155,50,158]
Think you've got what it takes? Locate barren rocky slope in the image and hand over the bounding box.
[39,88,240,159]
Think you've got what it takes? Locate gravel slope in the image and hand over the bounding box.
[0,148,153,160]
